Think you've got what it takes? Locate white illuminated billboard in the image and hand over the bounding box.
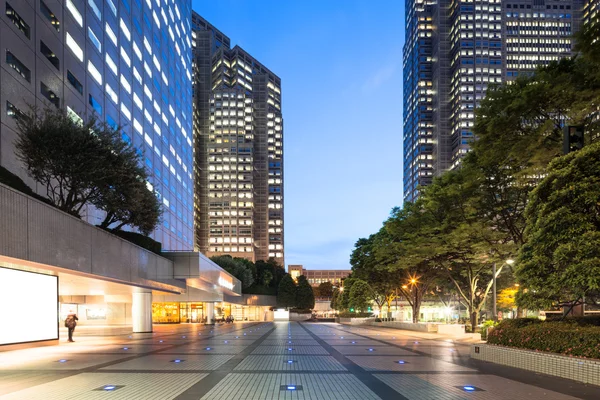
[0,267,58,345]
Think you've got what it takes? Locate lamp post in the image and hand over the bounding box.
[493,259,514,321]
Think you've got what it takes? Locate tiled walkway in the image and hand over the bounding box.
[1,322,599,399]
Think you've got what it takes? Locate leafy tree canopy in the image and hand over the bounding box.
[210,255,254,289]
[517,142,600,309]
[14,107,161,235]
[296,275,315,309]
[349,279,372,313]
[277,274,297,308]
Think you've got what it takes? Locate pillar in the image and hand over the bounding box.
[206,302,215,325]
[132,291,152,333]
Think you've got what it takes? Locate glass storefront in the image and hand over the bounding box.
[152,302,267,323]
[152,302,181,324]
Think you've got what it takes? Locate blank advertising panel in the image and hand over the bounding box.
[0,267,58,345]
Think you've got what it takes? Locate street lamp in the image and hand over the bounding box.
[493,259,515,321]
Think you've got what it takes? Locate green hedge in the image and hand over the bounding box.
[338,311,373,318]
[101,228,162,255]
[488,319,600,359]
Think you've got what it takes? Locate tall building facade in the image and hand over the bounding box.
[288,265,351,287]
[192,13,284,265]
[583,0,600,25]
[403,0,584,202]
[1,0,194,250]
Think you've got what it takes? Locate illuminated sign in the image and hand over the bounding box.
[218,276,234,290]
[0,267,58,345]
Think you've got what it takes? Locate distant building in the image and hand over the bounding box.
[287,265,351,287]
[403,0,585,202]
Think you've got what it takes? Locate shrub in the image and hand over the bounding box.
[488,319,600,359]
[337,311,373,318]
[102,228,162,255]
[545,315,600,327]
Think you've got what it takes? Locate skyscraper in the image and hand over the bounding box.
[403,0,584,203]
[583,0,600,26]
[192,13,284,265]
[1,0,194,250]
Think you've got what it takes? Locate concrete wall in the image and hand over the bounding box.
[0,183,184,294]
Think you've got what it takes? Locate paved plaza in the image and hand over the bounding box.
[1,322,599,399]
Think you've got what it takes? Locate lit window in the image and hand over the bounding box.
[88,0,101,21]
[66,33,83,62]
[133,92,143,110]
[87,60,102,85]
[121,103,131,121]
[107,0,117,16]
[133,118,143,134]
[88,27,101,53]
[40,82,60,107]
[106,23,117,46]
[133,67,142,84]
[120,74,131,94]
[40,41,59,70]
[121,46,131,67]
[120,18,131,41]
[66,0,82,27]
[106,84,118,104]
[6,51,30,82]
[40,1,60,32]
[133,41,142,60]
[6,2,31,38]
[106,54,117,75]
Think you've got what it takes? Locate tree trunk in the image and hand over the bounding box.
[470,311,479,332]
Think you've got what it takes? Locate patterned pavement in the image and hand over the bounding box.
[1,321,599,399]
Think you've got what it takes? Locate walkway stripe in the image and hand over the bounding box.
[174,325,276,400]
[298,322,408,400]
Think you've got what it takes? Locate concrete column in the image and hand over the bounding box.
[205,302,215,325]
[132,292,152,333]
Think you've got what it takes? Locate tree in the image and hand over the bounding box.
[256,258,285,288]
[338,277,356,311]
[316,281,333,298]
[277,274,297,308]
[330,287,340,310]
[296,275,315,310]
[516,142,600,310]
[210,255,254,289]
[349,279,372,313]
[14,107,161,234]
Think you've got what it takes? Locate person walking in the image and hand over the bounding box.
[65,313,78,342]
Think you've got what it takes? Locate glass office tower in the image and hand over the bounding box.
[1,0,194,250]
[192,13,284,266]
[403,0,584,202]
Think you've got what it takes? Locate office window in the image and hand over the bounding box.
[40,1,60,32]
[6,101,28,121]
[89,94,102,115]
[66,33,83,62]
[65,0,82,27]
[88,27,102,53]
[67,70,83,95]
[88,60,102,85]
[40,82,60,107]
[5,2,30,39]
[88,0,101,21]
[40,41,60,70]
[6,51,30,82]
[107,0,117,16]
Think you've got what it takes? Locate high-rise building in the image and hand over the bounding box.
[192,13,284,265]
[403,0,584,202]
[1,0,194,250]
[583,0,600,26]
[288,265,351,287]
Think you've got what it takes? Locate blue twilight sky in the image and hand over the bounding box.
[192,0,405,270]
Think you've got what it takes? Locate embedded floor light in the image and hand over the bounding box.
[288,348,293,351]
[368,348,374,352]
[224,341,228,344]
[122,347,129,350]
[397,360,406,364]
[159,340,164,343]
[463,386,475,392]
[455,385,484,392]
[171,359,184,363]
[103,386,116,391]
[351,341,356,344]
[58,359,68,363]
[182,336,186,338]
[205,347,212,351]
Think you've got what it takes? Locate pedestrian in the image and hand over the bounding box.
[65,313,78,342]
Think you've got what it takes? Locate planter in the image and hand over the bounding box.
[338,317,376,325]
[369,321,438,332]
[290,312,312,321]
[471,343,600,386]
